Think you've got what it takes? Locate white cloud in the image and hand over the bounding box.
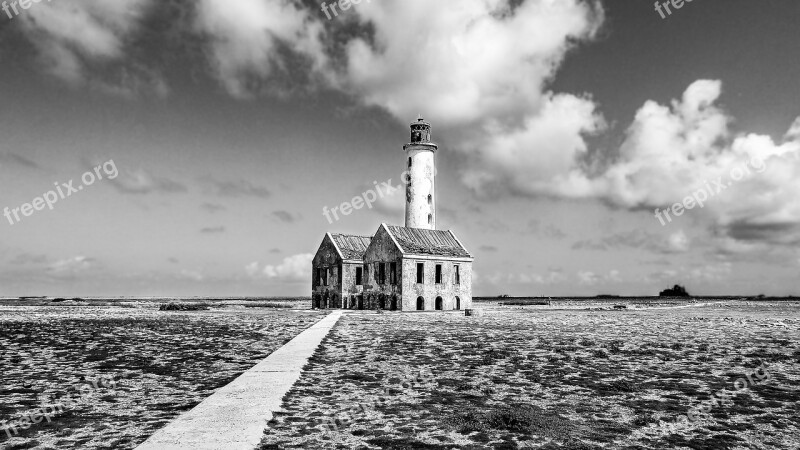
[179,269,204,282]
[47,256,95,276]
[577,269,622,285]
[17,0,165,96]
[247,253,312,282]
[193,0,328,98]
[108,168,188,195]
[667,230,690,253]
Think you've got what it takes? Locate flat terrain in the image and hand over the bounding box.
[0,301,323,449]
[261,301,800,449]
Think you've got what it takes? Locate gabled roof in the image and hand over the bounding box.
[330,234,372,260]
[384,225,472,258]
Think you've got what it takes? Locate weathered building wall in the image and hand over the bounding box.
[340,262,366,309]
[400,258,472,311]
[362,225,404,310]
[311,234,343,308]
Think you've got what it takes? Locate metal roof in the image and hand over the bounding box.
[384,225,471,258]
[330,234,372,260]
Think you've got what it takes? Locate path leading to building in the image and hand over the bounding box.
[136,310,344,450]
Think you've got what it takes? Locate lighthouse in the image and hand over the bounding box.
[403,117,437,230]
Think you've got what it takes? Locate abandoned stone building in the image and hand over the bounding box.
[311,118,473,311]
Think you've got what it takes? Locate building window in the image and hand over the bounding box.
[363,264,369,284]
[322,268,328,286]
[416,263,424,284]
[455,296,461,310]
[454,265,460,285]
[416,296,425,310]
[378,263,386,285]
[435,296,443,310]
[428,214,432,224]
[435,264,442,284]
[355,267,363,286]
[337,264,342,286]
[427,194,432,205]
[390,262,397,285]
[408,157,412,169]
[327,268,333,286]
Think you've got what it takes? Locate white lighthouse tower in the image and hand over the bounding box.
[404,117,437,230]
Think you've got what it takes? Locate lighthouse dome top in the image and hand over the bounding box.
[406,116,437,149]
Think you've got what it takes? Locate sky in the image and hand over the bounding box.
[0,0,799,298]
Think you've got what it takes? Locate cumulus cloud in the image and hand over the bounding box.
[193,0,328,98]
[15,0,167,97]
[594,80,800,245]
[577,269,621,285]
[108,168,188,195]
[572,229,690,254]
[12,1,800,250]
[247,253,312,282]
[47,255,95,276]
[200,176,271,198]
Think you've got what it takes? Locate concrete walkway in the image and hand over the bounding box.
[136,311,343,450]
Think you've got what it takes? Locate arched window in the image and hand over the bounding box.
[416,296,425,311]
[435,296,443,310]
[455,296,461,310]
[427,194,432,205]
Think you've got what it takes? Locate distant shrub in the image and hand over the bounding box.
[159,303,210,311]
[503,300,550,306]
[244,302,293,309]
[659,284,690,297]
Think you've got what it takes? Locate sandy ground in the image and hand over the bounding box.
[0,304,324,449]
[260,301,800,449]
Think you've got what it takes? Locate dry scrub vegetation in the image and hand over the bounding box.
[261,301,800,449]
[0,305,323,449]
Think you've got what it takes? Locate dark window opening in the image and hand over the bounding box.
[454,265,460,285]
[435,264,442,284]
[456,296,461,310]
[435,297,443,310]
[428,214,432,224]
[355,267,363,285]
[416,263,424,284]
[337,264,342,286]
[390,262,397,285]
[378,263,386,285]
[427,194,432,205]
[322,268,328,286]
[408,157,412,168]
[416,296,425,311]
